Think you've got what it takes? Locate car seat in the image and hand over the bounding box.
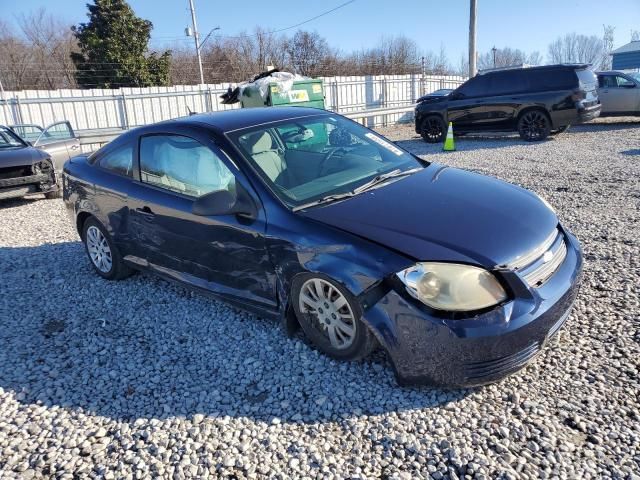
[244,131,294,187]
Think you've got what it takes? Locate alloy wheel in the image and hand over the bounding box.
[86,225,113,273]
[520,111,549,140]
[298,278,356,350]
[422,117,444,142]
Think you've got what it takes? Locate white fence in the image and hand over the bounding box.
[0,74,464,149]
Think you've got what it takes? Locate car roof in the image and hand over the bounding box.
[479,64,591,76]
[596,70,634,75]
[171,107,329,133]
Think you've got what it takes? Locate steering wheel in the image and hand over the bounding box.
[318,147,347,177]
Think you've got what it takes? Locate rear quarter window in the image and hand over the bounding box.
[576,68,597,87]
[526,69,578,91]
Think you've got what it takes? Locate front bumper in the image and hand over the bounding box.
[363,230,583,387]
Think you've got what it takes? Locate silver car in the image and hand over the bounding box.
[596,71,640,116]
[10,121,81,174]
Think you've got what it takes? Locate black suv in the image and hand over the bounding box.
[415,64,601,142]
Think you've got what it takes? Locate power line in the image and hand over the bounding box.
[184,0,357,41]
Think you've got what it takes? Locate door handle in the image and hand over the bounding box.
[70,144,80,150]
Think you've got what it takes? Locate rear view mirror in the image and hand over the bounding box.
[192,182,257,219]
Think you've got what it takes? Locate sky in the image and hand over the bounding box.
[5,0,640,62]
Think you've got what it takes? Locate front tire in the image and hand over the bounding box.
[420,115,446,143]
[82,217,132,280]
[517,110,551,141]
[292,274,377,361]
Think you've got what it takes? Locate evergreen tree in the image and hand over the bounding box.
[72,0,170,88]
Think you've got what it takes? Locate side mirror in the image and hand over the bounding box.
[192,182,257,219]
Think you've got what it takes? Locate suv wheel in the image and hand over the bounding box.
[517,110,551,141]
[420,115,446,143]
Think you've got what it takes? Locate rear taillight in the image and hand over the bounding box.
[571,90,586,102]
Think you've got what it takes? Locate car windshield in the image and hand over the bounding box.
[227,114,426,209]
[0,126,27,148]
[627,72,640,83]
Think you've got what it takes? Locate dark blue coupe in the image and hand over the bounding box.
[63,107,582,387]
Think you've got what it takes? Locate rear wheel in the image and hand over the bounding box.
[292,274,377,361]
[420,115,446,143]
[82,217,132,280]
[517,110,551,141]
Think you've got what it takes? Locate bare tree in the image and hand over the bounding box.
[631,30,640,41]
[286,30,331,77]
[18,9,77,89]
[0,10,77,91]
[477,47,541,70]
[600,25,615,70]
[548,33,603,66]
[0,20,34,91]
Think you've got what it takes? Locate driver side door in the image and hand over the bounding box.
[127,128,277,311]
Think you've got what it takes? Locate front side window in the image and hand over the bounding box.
[37,122,75,145]
[456,75,491,97]
[98,144,133,176]
[615,75,635,87]
[139,134,234,197]
[227,114,424,208]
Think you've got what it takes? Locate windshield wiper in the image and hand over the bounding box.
[293,167,423,212]
[292,192,357,211]
[352,167,422,194]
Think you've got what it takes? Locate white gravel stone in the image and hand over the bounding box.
[0,120,639,478]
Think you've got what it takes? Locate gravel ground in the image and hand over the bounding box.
[1,121,639,479]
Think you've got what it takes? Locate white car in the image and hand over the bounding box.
[596,71,640,116]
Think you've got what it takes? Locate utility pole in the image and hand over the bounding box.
[188,0,205,85]
[468,0,477,78]
[492,46,497,68]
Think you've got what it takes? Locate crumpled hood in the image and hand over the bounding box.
[301,164,558,267]
[0,146,48,168]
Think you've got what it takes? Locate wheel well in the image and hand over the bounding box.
[76,212,92,238]
[517,107,550,124]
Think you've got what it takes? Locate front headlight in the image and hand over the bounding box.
[396,262,507,312]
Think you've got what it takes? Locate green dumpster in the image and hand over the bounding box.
[240,79,325,109]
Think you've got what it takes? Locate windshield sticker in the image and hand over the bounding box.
[365,133,404,156]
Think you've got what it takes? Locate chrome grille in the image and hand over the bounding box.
[505,228,567,288]
[506,229,559,271]
[523,239,567,287]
